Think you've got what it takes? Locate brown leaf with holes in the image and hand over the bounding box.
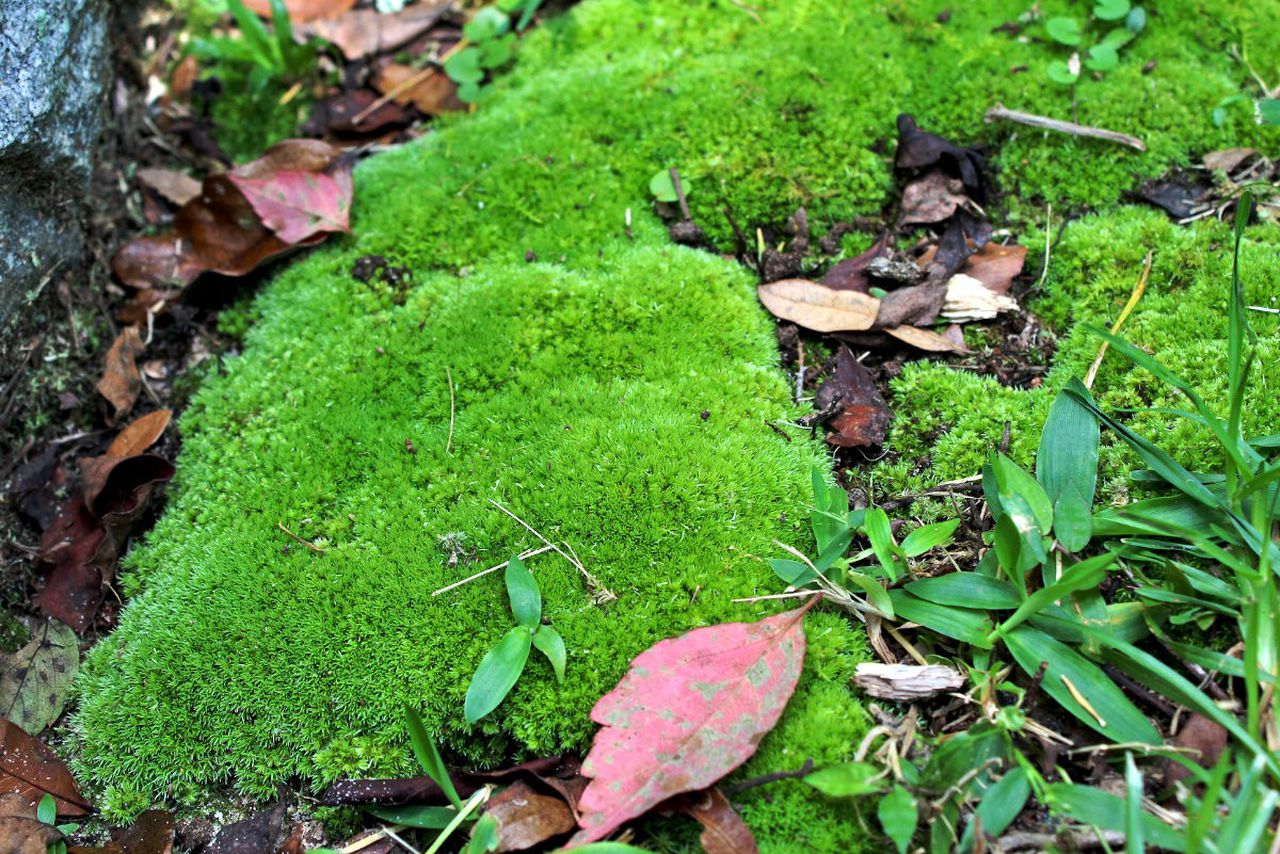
[112,141,351,290]
[0,620,79,734]
[757,279,879,333]
[371,62,467,115]
[0,719,91,816]
[485,780,575,852]
[242,0,355,22]
[97,326,145,423]
[298,2,452,60]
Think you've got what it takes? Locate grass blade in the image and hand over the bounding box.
[405,707,463,808]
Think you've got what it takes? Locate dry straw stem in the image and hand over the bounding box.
[984,103,1147,152]
[487,498,616,603]
[431,544,557,596]
[1085,250,1154,388]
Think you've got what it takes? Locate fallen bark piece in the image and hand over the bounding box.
[942,273,1019,322]
[570,604,814,846]
[853,663,966,700]
[757,279,879,333]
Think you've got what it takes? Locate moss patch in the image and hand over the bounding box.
[76,0,1280,847]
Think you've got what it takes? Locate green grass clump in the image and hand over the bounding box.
[75,0,1280,846]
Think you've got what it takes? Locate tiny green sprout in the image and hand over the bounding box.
[648,168,689,203]
[446,2,534,104]
[464,556,566,723]
[1042,3,1145,85]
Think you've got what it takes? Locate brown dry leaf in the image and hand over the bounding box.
[204,802,290,854]
[0,719,91,816]
[169,55,198,100]
[672,788,758,854]
[820,238,890,293]
[757,279,879,333]
[112,141,350,290]
[243,0,355,22]
[815,346,891,448]
[299,2,451,60]
[136,168,202,207]
[1165,714,1228,786]
[1203,147,1259,174]
[485,780,575,852]
[371,62,466,115]
[311,89,414,138]
[899,170,968,226]
[854,663,966,700]
[959,242,1026,295]
[874,282,946,329]
[97,326,145,423]
[0,816,62,854]
[66,810,175,854]
[106,410,172,457]
[883,324,968,354]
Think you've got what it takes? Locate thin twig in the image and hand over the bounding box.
[985,103,1147,152]
[445,366,456,455]
[488,499,616,602]
[431,544,557,596]
[278,520,327,553]
[669,167,692,221]
[353,40,469,125]
[1085,250,1153,389]
[724,759,814,796]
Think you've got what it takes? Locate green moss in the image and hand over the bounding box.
[74,0,1280,848]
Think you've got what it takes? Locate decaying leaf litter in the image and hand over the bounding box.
[4,0,1280,852]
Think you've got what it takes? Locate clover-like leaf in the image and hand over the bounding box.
[1085,43,1120,72]
[1093,0,1131,21]
[1045,17,1082,45]
[1047,58,1081,85]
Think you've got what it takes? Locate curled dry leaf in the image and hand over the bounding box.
[569,603,814,846]
[0,719,91,816]
[815,346,891,448]
[0,619,79,734]
[757,279,879,333]
[112,140,352,290]
[853,663,967,701]
[486,779,575,852]
[942,273,1019,322]
[372,62,467,116]
[671,788,758,854]
[895,113,984,198]
[298,2,451,60]
[97,325,146,423]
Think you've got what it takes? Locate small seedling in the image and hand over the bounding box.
[464,555,566,723]
[1042,0,1146,86]
[445,1,541,103]
[189,0,319,90]
[37,793,79,854]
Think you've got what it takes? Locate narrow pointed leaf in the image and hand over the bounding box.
[905,573,1021,609]
[405,707,462,808]
[532,626,567,682]
[505,556,541,628]
[464,626,532,724]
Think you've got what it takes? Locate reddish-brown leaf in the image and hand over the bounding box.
[819,237,890,294]
[105,410,172,458]
[67,809,175,854]
[0,816,62,854]
[485,780,575,852]
[97,326,146,423]
[0,719,90,816]
[568,604,813,846]
[112,141,350,290]
[815,346,891,448]
[671,788,758,854]
[299,3,451,60]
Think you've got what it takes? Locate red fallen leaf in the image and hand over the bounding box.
[0,719,91,816]
[97,326,146,423]
[669,788,758,854]
[371,63,467,116]
[568,602,815,846]
[242,0,355,22]
[112,140,351,290]
[485,779,575,852]
[299,3,451,61]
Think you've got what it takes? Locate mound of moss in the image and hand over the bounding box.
[76,0,1280,847]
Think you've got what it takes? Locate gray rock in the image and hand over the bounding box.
[0,0,111,347]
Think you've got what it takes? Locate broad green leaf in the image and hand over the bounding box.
[1101,26,1136,48]
[1045,16,1082,45]
[465,813,500,854]
[1004,626,1161,744]
[1053,484,1093,553]
[814,529,854,573]
[1037,381,1099,518]
[532,625,567,682]
[991,550,1114,641]
[504,556,541,628]
[1093,495,1227,538]
[1047,60,1080,85]
[464,626,532,723]
[889,590,994,648]
[845,571,894,617]
[878,785,917,854]
[1085,43,1120,72]
[444,49,485,84]
[368,805,457,829]
[900,518,960,557]
[37,793,56,825]
[804,761,884,797]
[463,6,511,41]
[770,558,815,587]
[648,169,683,203]
[405,707,462,808]
[905,573,1021,610]
[864,507,900,580]
[1093,0,1131,20]
[1259,98,1280,125]
[957,767,1030,851]
[922,724,1008,793]
[994,454,1053,534]
[1046,783,1186,851]
[478,34,514,70]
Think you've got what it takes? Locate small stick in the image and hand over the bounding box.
[764,419,792,442]
[278,520,327,553]
[724,759,814,796]
[353,40,469,125]
[445,366,456,455]
[488,499,615,602]
[1085,250,1153,388]
[985,103,1147,152]
[431,544,556,596]
[669,167,692,221]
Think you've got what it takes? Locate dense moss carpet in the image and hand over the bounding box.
[75,0,1280,849]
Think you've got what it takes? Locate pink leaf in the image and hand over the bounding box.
[226,140,353,245]
[568,602,815,846]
